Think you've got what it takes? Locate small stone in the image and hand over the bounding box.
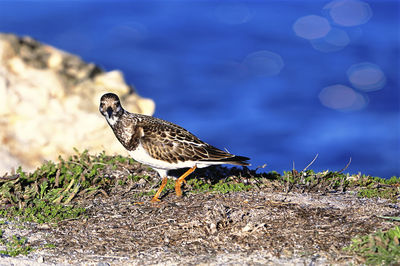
[209,223,217,234]
[242,222,254,232]
[37,256,44,263]
[37,223,50,229]
[138,178,147,185]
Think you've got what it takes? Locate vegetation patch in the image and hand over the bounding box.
[188,177,252,194]
[2,151,398,223]
[0,150,399,262]
[278,168,399,203]
[0,150,141,224]
[353,175,400,202]
[0,229,32,257]
[0,201,86,224]
[280,169,349,193]
[344,226,400,264]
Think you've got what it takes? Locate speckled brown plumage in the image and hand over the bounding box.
[99,93,249,166]
[99,92,250,201]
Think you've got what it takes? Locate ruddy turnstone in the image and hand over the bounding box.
[99,93,250,202]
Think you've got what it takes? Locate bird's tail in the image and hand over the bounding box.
[216,155,251,166]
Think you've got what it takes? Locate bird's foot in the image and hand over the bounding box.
[175,182,183,197]
[174,165,197,197]
[150,176,168,203]
[150,197,161,203]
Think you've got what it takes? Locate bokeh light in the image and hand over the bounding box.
[242,50,284,77]
[319,84,368,111]
[347,62,386,92]
[344,26,363,42]
[324,0,372,27]
[311,27,350,52]
[293,15,331,40]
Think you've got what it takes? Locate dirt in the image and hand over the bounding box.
[1,165,399,265]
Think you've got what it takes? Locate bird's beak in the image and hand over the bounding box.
[106,107,113,118]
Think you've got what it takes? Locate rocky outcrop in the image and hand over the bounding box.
[0,33,155,174]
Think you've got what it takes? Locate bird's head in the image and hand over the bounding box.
[99,93,123,126]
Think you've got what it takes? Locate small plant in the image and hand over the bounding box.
[279,169,349,194]
[349,175,400,202]
[344,226,400,264]
[185,176,252,194]
[0,150,139,224]
[137,175,253,199]
[211,178,252,193]
[357,187,399,202]
[0,201,86,224]
[0,234,33,257]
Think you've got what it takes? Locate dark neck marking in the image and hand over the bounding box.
[110,112,143,151]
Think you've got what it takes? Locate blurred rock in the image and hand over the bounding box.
[0,33,155,174]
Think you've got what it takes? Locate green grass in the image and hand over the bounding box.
[344,226,400,264]
[0,150,137,224]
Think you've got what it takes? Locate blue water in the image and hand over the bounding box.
[1,1,399,178]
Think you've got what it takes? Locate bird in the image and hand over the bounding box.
[99,92,250,202]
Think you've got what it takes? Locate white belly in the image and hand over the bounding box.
[128,143,198,170]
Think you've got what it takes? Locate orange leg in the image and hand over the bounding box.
[151,176,168,203]
[175,165,197,197]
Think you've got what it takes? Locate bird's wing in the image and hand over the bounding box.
[138,117,235,164]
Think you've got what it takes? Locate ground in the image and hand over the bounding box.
[0,155,399,265]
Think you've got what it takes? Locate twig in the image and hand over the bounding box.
[91,162,107,166]
[337,157,352,174]
[301,153,319,173]
[0,174,19,181]
[65,161,85,168]
[255,163,267,173]
[54,168,61,187]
